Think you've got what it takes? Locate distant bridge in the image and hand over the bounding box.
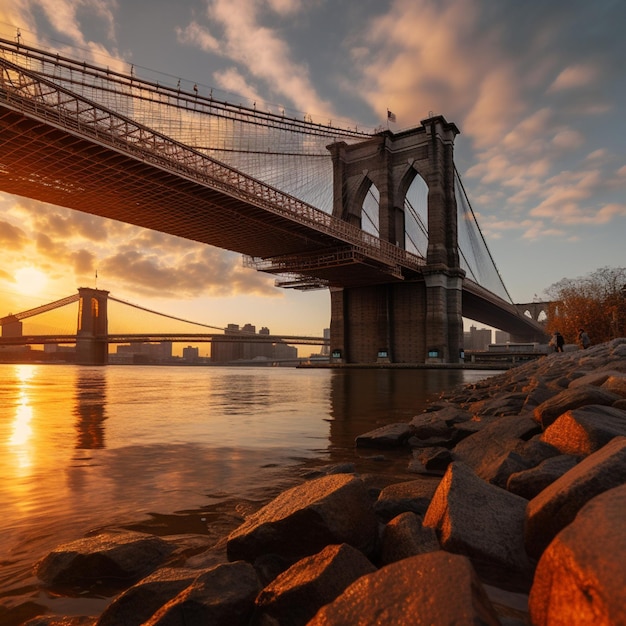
[0,288,327,364]
[0,38,547,364]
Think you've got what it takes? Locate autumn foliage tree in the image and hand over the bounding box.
[544,267,626,346]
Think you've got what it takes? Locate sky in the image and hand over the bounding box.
[0,0,624,346]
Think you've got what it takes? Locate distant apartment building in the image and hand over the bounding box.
[211,323,297,363]
[110,341,173,364]
[321,328,330,356]
[464,325,492,351]
[182,345,199,361]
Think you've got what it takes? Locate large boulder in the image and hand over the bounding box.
[36,530,175,591]
[568,369,624,389]
[373,477,440,521]
[423,462,533,589]
[254,543,376,626]
[540,404,626,456]
[307,551,500,625]
[507,455,579,500]
[451,414,539,484]
[452,415,539,475]
[525,436,626,559]
[143,561,260,626]
[601,373,626,398]
[97,567,207,626]
[529,484,626,626]
[379,512,439,565]
[226,474,378,563]
[533,385,621,429]
[355,423,413,448]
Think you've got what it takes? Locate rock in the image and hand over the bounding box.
[522,381,558,412]
[529,484,626,626]
[254,543,376,626]
[420,402,472,424]
[373,477,441,522]
[540,404,626,456]
[413,446,453,472]
[514,437,561,467]
[451,414,539,484]
[601,373,626,398]
[533,385,621,429]
[423,462,533,589]
[525,436,626,559]
[36,530,175,591]
[97,567,208,626]
[379,512,439,565]
[307,551,501,625]
[452,415,538,473]
[143,560,259,626]
[568,369,624,389]
[408,413,451,438]
[226,474,378,563]
[354,423,413,448]
[483,450,533,489]
[506,455,579,500]
[472,392,529,417]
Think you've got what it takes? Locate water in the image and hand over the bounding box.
[0,363,497,619]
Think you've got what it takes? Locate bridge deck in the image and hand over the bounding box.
[0,107,411,287]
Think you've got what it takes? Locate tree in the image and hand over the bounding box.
[544,267,626,345]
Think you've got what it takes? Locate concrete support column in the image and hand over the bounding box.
[76,287,109,365]
[423,269,464,363]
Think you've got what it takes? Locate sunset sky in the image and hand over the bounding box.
[0,0,624,343]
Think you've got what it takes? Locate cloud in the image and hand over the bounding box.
[548,63,600,92]
[551,128,585,151]
[0,220,28,250]
[213,67,266,104]
[99,246,278,298]
[177,0,336,119]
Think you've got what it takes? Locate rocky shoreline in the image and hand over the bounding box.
[14,339,626,625]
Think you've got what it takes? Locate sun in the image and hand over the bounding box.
[14,266,49,295]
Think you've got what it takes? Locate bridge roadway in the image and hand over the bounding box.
[0,45,545,340]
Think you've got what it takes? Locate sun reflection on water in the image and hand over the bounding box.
[8,365,36,470]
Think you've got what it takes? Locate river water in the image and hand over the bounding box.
[0,363,498,620]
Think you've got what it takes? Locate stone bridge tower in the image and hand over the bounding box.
[76,287,109,365]
[327,115,464,364]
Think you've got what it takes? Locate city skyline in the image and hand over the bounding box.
[0,1,624,340]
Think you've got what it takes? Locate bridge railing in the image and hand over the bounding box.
[0,46,425,275]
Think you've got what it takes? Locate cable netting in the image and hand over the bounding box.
[455,170,512,302]
[0,38,371,214]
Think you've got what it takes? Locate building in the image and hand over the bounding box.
[182,345,199,361]
[110,341,173,364]
[495,330,511,344]
[464,325,492,351]
[211,323,297,364]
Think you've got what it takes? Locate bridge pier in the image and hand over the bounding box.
[329,271,464,364]
[75,288,109,365]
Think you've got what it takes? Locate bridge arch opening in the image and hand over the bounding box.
[402,170,429,257]
[355,178,380,237]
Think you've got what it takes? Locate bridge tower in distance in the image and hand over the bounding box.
[76,287,109,365]
[327,115,464,364]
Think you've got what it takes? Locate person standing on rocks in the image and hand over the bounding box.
[578,329,591,349]
[553,331,565,352]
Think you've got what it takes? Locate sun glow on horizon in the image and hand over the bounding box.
[14,266,49,295]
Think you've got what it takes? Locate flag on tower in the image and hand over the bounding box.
[387,109,396,123]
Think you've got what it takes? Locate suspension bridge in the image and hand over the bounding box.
[0,287,327,364]
[0,37,546,365]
